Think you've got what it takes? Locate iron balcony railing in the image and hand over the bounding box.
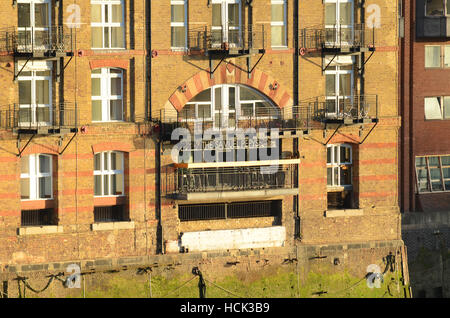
[1,26,73,54]
[164,164,298,197]
[309,94,378,123]
[153,105,311,141]
[300,24,375,52]
[187,24,265,53]
[0,102,78,133]
[415,17,449,38]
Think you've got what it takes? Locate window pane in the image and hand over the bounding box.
[340,166,352,186]
[327,167,332,185]
[198,104,212,119]
[327,147,332,164]
[425,46,441,68]
[94,175,102,195]
[104,27,110,48]
[34,3,49,28]
[171,5,184,23]
[339,74,352,96]
[35,80,49,104]
[39,155,50,173]
[427,0,444,16]
[416,157,427,167]
[340,3,352,25]
[115,152,123,171]
[240,87,262,100]
[191,89,211,102]
[180,104,195,119]
[212,4,222,27]
[112,173,124,195]
[271,4,285,22]
[326,74,336,96]
[445,46,450,67]
[241,103,253,117]
[94,153,101,170]
[104,152,109,171]
[112,4,123,23]
[215,87,222,110]
[417,168,430,192]
[21,156,30,174]
[325,3,336,25]
[18,4,31,28]
[20,178,30,199]
[92,100,102,121]
[229,87,236,110]
[110,77,122,96]
[442,167,450,179]
[103,175,109,195]
[111,27,124,48]
[110,152,117,170]
[271,25,285,46]
[341,146,351,163]
[19,81,32,104]
[228,3,239,27]
[91,4,102,23]
[428,156,440,167]
[171,26,186,47]
[444,97,450,119]
[39,176,52,198]
[91,27,103,48]
[91,78,101,96]
[425,97,443,119]
[442,156,450,166]
[110,100,123,120]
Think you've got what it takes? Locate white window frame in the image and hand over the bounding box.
[324,56,354,118]
[211,0,242,47]
[425,45,450,68]
[91,68,124,122]
[424,96,450,120]
[20,154,53,201]
[327,144,353,189]
[171,0,188,50]
[17,0,52,50]
[91,0,125,49]
[94,151,125,197]
[271,0,287,48]
[18,60,53,126]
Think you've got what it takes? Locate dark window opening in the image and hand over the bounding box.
[21,208,54,227]
[327,190,354,210]
[179,200,282,222]
[94,205,127,223]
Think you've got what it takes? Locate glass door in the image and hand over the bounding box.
[17,0,51,51]
[213,85,236,130]
[18,64,52,127]
[212,0,242,48]
[325,63,353,118]
[324,0,353,46]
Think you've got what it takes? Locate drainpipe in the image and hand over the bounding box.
[293,0,300,238]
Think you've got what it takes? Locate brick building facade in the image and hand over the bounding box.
[0,1,402,270]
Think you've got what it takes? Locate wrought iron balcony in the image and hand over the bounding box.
[0,102,78,134]
[153,105,311,142]
[1,26,73,57]
[164,164,298,200]
[308,94,378,124]
[300,24,375,54]
[187,24,266,55]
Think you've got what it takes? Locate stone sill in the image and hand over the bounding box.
[18,225,64,236]
[91,221,135,231]
[325,209,364,218]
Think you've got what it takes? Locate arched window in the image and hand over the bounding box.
[94,151,124,196]
[91,68,124,122]
[179,84,279,129]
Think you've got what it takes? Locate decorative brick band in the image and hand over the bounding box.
[168,64,293,112]
[91,142,133,154]
[20,144,59,156]
[89,59,129,70]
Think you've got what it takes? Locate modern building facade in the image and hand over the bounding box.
[0,1,401,269]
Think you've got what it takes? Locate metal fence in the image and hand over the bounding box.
[94,205,126,223]
[1,26,73,54]
[165,164,297,197]
[0,102,78,133]
[300,24,375,51]
[21,208,54,227]
[187,24,265,52]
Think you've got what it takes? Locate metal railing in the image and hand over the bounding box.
[153,104,312,141]
[300,24,375,51]
[21,208,54,227]
[0,102,78,133]
[309,94,378,122]
[1,26,73,54]
[415,17,448,38]
[188,24,265,52]
[164,164,297,196]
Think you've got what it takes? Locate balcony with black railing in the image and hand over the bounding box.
[308,94,379,125]
[187,24,266,56]
[300,24,375,54]
[1,26,73,57]
[0,102,78,134]
[415,16,449,38]
[164,164,298,201]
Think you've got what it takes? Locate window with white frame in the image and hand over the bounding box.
[171,0,187,49]
[94,151,125,196]
[416,155,450,193]
[324,56,354,118]
[91,68,124,122]
[425,0,450,16]
[91,0,125,49]
[271,0,287,47]
[20,154,52,200]
[327,144,353,188]
[424,96,450,120]
[17,0,51,48]
[425,45,450,68]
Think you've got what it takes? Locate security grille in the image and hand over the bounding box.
[21,208,54,227]
[94,205,126,223]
